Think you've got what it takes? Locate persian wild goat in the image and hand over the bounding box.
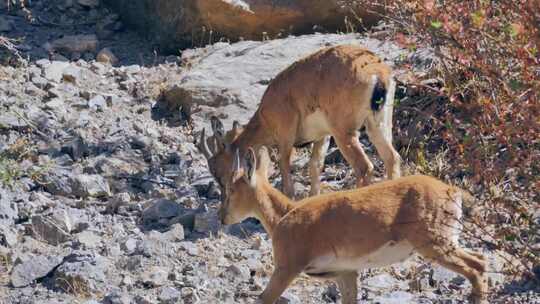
[220,146,488,304]
[198,45,401,197]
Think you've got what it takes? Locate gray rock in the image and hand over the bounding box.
[129,135,152,150]
[42,169,73,196]
[29,191,55,208]
[0,16,13,32]
[50,209,74,232]
[432,266,465,287]
[123,65,141,75]
[104,94,122,107]
[10,255,64,287]
[142,199,183,225]
[133,295,153,304]
[322,284,339,302]
[44,98,66,113]
[102,291,131,304]
[106,192,131,214]
[54,252,111,293]
[121,275,134,287]
[224,264,250,282]
[372,291,415,304]
[193,209,221,234]
[140,266,169,287]
[276,292,301,304]
[74,231,102,249]
[62,66,82,84]
[47,35,98,55]
[31,215,71,245]
[158,286,182,304]
[71,174,111,198]
[0,191,18,226]
[42,61,70,83]
[78,0,100,8]
[120,237,137,254]
[179,241,199,256]
[35,59,51,68]
[90,61,109,74]
[246,257,263,274]
[162,223,185,242]
[363,273,407,290]
[58,0,74,10]
[486,253,507,287]
[31,75,49,89]
[96,16,118,39]
[409,275,431,292]
[24,82,44,96]
[0,112,28,131]
[61,135,89,161]
[0,226,18,247]
[137,233,176,257]
[47,86,64,98]
[89,95,107,111]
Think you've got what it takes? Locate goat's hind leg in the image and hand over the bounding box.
[336,271,358,304]
[365,116,401,180]
[333,130,374,187]
[414,243,488,304]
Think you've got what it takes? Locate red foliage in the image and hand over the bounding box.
[345,0,539,279]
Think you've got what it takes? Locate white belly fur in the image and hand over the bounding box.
[306,241,415,273]
[300,110,331,142]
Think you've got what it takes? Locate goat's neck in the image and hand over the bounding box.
[235,112,273,150]
[253,182,294,237]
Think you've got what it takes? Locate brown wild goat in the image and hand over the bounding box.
[198,45,401,198]
[219,146,488,304]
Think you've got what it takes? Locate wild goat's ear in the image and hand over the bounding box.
[244,147,257,187]
[232,120,240,132]
[256,146,271,179]
[230,148,242,182]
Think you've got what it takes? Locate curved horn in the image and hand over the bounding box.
[197,128,212,159]
[210,116,225,137]
[210,135,220,155]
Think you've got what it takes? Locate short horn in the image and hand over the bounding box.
[210,135,220,155]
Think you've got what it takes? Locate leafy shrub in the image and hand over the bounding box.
[345,0,539,282]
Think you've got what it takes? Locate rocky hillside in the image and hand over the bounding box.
[0,1,538,304]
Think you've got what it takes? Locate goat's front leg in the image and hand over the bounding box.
[336,271,358,304]
[279,145,295,198]
[258,268,299,304]
[309,136,330,196]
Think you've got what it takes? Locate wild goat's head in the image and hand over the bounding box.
[196,116,244,198]
[218,146,271,225]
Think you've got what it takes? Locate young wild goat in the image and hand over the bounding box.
[219,146,488,304]
[198,44,401,198]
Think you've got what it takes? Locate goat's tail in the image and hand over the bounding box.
[370,75,396,143]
